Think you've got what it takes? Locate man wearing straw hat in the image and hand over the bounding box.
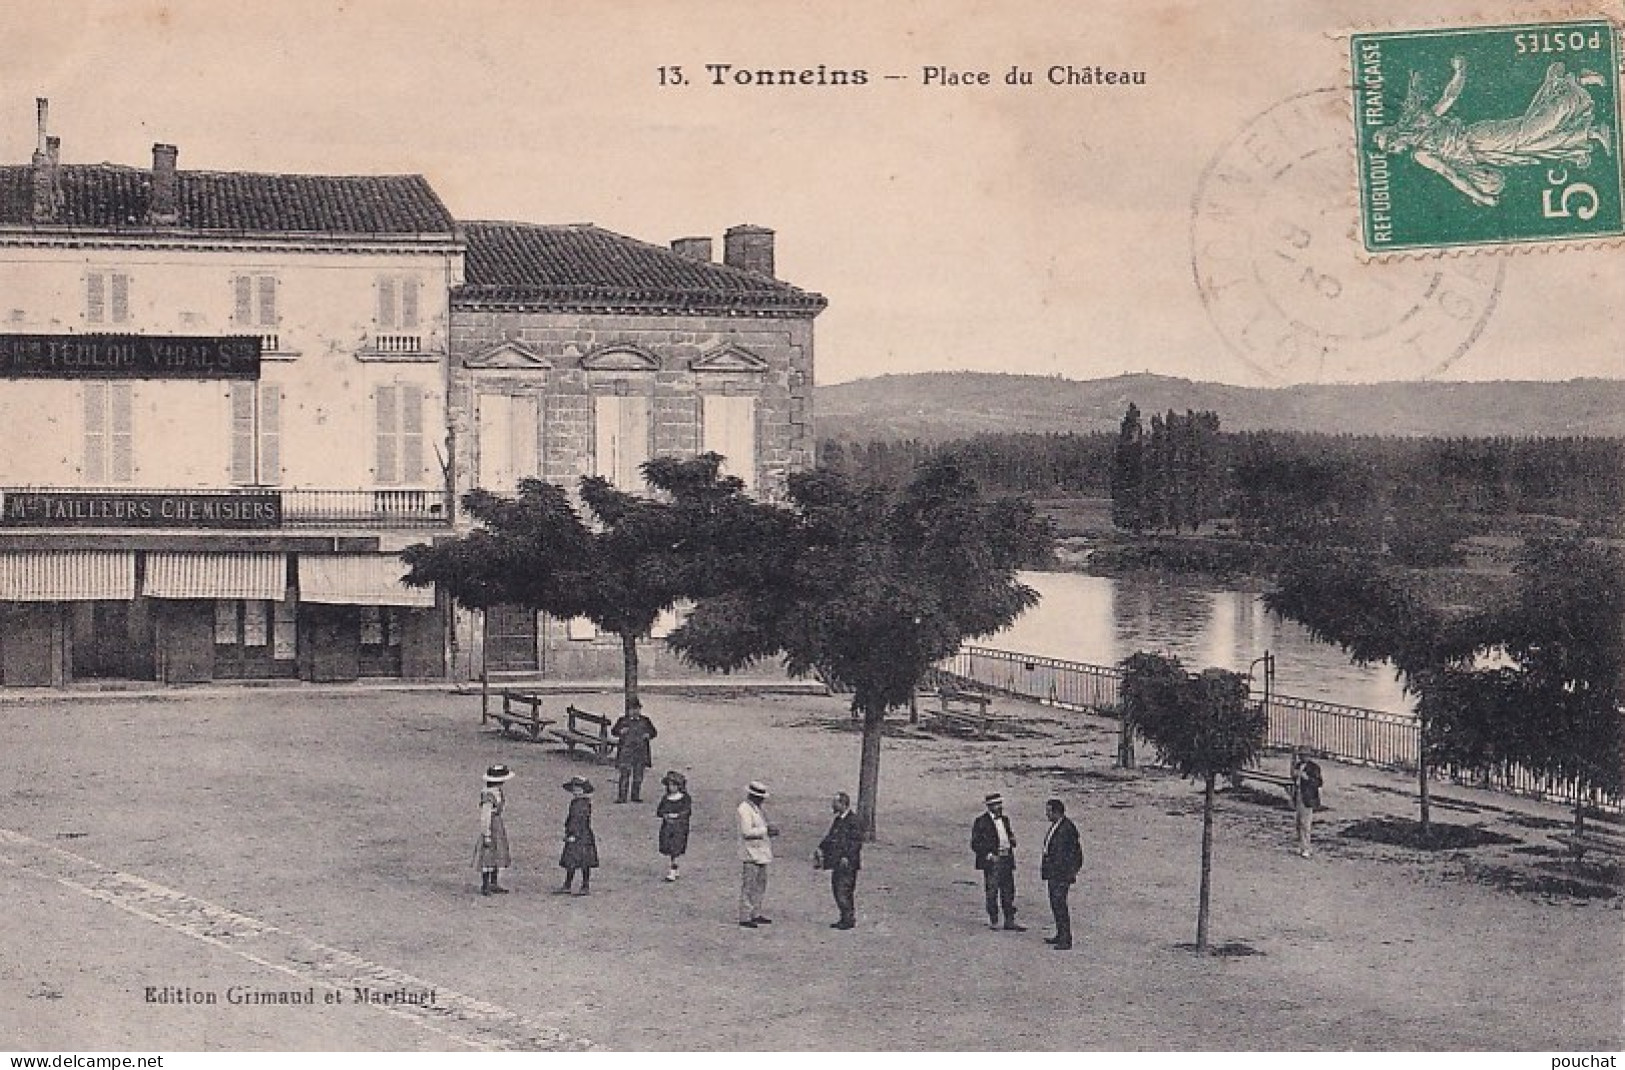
[737,781,778,927]
[970,792,1025,931]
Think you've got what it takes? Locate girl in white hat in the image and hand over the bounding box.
[475,764,515,896]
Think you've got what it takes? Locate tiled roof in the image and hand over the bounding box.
[0,165,455,236]
[455,221,826,315]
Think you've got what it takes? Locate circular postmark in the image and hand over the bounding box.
[1191,88,1504,384]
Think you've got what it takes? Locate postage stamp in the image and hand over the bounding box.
[1351,19,1625,251]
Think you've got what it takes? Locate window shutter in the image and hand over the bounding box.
[234,276,253,324]
[375,386,398,483]
[109,383,134,482]
[83,383,106,482]
[619,395,650,490]
[401,383,424,483]
[512,394,540,481]
[86,273,105,324]
[230,383,255,484]
[377,277,397,330]
[594,396,618,483]
[257,275,277,327]
[260,386,281,484]
[110,273,130,324]
[400,278,419,329]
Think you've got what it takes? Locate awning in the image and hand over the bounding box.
[0,551,135,601]
[298,554,434,607]
[144,553,286,600]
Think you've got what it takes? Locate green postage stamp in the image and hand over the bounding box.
[1352,20,1624,251]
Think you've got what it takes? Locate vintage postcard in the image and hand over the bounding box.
[0,0,1619,1058]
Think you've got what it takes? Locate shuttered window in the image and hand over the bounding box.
[86,271,131,325]
[83,383,134,483]
[701,394,758,493]
[376,276,421,330]
[593,394,651,491]
[233,275,277,327]
[375,382,426,484]
[476,392,541,492]
[230,383,281,485]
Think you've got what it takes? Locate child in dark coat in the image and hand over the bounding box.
[558,775,599,895]
[655,770,692,882]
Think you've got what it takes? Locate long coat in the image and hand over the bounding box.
[656,791,692,858]
[818,810,864,871]
[612,712,657,771]
[559,796,599,869]
[474,786,511,870]
[1040,816,1083,882]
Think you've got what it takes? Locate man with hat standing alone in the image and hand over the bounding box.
[971,792,1025,931]
[737,781,778,927]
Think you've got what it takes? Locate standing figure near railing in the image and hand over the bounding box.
[1291,752,1324,859]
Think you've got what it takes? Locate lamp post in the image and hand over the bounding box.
[1248,650,1275,732]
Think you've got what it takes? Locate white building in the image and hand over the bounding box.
[0,101,462,685]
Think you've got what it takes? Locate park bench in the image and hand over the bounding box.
[485,690,553,741]
[549,705,615,761]
[929,688,996,738]
[1552,823,1625,860]
[1227,765,1297,799]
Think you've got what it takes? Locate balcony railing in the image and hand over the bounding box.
[0,486,452,530]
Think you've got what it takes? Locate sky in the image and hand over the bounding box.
[2,0,1621,386]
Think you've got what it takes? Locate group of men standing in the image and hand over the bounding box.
[973,793,1083,949]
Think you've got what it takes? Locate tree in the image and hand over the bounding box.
[1122,653,1265,951]
[670,458,1051,839]
[1450,538,1624,833]
[1263,553,1469,831]
[401,454,757,717]
[1111,403,1147,532]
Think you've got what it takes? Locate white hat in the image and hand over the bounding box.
[747,781,770,799]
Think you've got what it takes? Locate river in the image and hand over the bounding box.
[980,571,1413,715]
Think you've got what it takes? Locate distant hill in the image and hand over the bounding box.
[815,372,1625,441]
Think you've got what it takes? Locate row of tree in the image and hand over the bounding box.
[402,456,1052,839]
[822,427,1625,542]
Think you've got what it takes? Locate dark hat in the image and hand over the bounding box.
[747,780,769,799]
[563,775,595,794]
[984,792,1004,806]
[484,764,515,783]
[661,770,687,788]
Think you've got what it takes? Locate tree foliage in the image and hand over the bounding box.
[401,454,757,714]
[670,458,1051,837]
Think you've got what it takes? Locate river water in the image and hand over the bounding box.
[980,571,1413,715]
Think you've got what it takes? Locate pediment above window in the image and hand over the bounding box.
[465,341,552,370]
[580,345,660,372]
[691,344,769,373]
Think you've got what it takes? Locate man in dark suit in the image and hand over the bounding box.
[1040,798,1083,950]
[816,791,863,929]
[970,792,1025,931]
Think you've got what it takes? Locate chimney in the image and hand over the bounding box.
[723,224,775,277]
[671,236,713,262]
[30,98,57,223]
[149,143,179,224]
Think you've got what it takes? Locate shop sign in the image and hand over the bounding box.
[0,334,261,379]
[1,491,282,528]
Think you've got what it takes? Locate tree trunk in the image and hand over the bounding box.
[620,629,641,716]
[856,704,884,842]
[1197,773,1215,952]
[1116,718,1136,769]
[1416,727,1432,834]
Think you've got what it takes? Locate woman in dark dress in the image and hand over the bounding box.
[558,775,599,895]
[655,770,692,882]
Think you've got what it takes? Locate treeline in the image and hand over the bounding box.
[819,419,1625,548]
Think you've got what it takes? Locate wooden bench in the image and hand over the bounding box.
[485,691,553,741]
[549,705,615,761]
[1553,825,1625,860]
[1227,766,1297,797]
[929,689,996,738]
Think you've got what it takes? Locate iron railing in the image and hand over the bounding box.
[941,646,1621,815]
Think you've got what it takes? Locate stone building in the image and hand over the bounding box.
[0,101,462,685]
[448,220,826,680]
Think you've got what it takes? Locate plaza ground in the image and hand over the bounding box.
[0,684,1619,1051]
